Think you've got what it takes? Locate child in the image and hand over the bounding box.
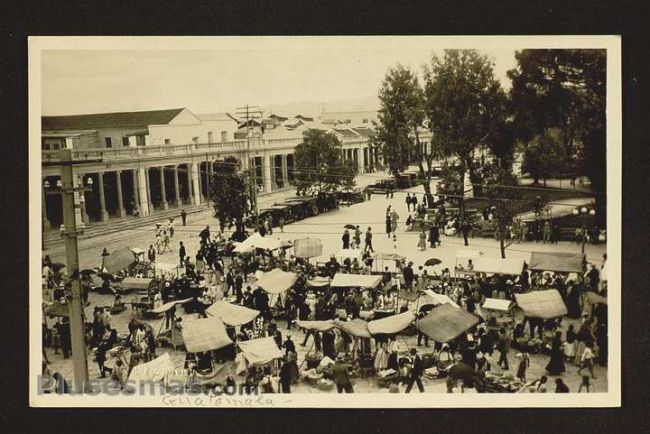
[516,352,530,382]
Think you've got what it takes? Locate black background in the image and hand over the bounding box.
[0,0,648,432]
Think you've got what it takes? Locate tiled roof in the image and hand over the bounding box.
[42,108,185,130]
[333,128,359,137]
[352,127,375,136]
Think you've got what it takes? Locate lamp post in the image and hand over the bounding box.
[572,206,596,254]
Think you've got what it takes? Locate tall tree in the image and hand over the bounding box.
[293,129,356,193]
[522,128,569,186]
[210,156,251,236]
[508,49,606,223]
[374,65,433,196]
[424,49,508,218]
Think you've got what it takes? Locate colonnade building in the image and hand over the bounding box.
[41,107,390,230]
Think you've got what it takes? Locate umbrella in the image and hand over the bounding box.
[80,268,97,276]
[98,272,115,281]
[344,224,357,230]
[51,263,66,273]
[424,258,442,267]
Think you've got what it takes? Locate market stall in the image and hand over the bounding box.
[335,249,362,262]
[118,277,156,294]
[256,268,298,294]
[180,317,233,354]
[206,300,260,326]
[295,320,337,332]
[528,251,586,273]
[233,233,283,254]
[454,249,483,278]
[514,289,567,319]
[367,310,415,335]
[420,289,460,309]
[472,257,525,276]
[292,237,323,259]
[373,252,406,273]
[128,352,177,383]
[237,336,284,366]
[102,246,135,275]
[416,304,479,342]
[330,273,382,290]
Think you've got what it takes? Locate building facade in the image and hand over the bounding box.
[41,108,383,230]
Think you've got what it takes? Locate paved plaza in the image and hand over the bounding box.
[42,181,607,394]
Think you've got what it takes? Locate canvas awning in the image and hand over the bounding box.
[397,289,420,302]
[130,247,145,255]
[528,251,586,273]
[295,320,336,332]
[330,273,382,289]
[150,297,194,314]
[233,233,282,253]
[472,257,525,275]
[335,249,362,261]
[128,353,177,383]
[514,290,568,319]
[44,302,70,317]
[421,289,460,308]
[206,300,260,326]
[181,317,232,353]
[482,298,514,312]
[307,276,331,287]
[334,318,372,338]
[416,304,480,342]
[119,277,154,291]
[238,337,284,366]
[367,311,415,335]
[455,249,483,261]
[292,237,323,259]
[256,268,298,294]
[102,246,135,274]
[375,252,406,262]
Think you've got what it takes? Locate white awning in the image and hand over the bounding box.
[330,273,382,289]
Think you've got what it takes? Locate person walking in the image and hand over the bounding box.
[516,352,530,382]
[428,224,436,249]
[577,343,597,379]
[418,227,427,251]
[385,211,392,238]
[405,348,425,393]
[405,193,412,212]
[278,216,285,233]
[168,218,175,239]
[147,244,156,263]
[180,209,187,226]
[496,328,510,370]
[353,225,362,249]
[279,360,292,393]
[178,241,186,266]
[364,227,374,253]
[546,331,566,375]
[461,220,471,246]
[332,353,354,393]
[342,230,350,249]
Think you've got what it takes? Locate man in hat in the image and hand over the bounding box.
[405,348,425,393]
[332,353,354,393]
[403,261,415,290]
[180,208,187,226]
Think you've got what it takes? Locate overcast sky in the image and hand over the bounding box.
[41,44,519,116]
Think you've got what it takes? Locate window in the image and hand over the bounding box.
[136,135,146,146]
[122,137,129,147]
[105,137,112,148]
[164,139,171,145]
[207,131,213,144]
[362,119,368,124]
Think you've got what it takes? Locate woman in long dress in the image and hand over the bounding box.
[374,340,389,371]
[563,324,577,362]
[545,331,566,375]
[418,228,427,251]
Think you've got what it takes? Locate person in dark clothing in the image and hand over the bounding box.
[496,328,510,370]
[322,330,336,359]
[180,209,187,226]
[416,312,429,347]
[283,336,296,356]
[234,273,244,302]
[58,318,71,359]
[555,378,570,393]
[405,348,425,393]
[428,225,436,248]
[279,361,292,393]
[461,221,471,246]
[332,354,354,393]
[546,331,566,375]
[178,242,186,266]
[403,262,415,290]
[342,230,350,249]
[225,271,234,296]
[364,227,374,253]
[147,245,156,263]
[199,226,210,245]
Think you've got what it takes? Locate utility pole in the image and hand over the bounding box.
[236,105,262,218]
[43,149,102,393]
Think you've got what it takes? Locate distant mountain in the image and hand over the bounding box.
[262,95,379,118]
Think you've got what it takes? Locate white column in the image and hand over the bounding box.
[191,162,202,205]
[137,167,150,216]
[98,172,109,222]
[358,147,365,173]
[263,154,273,193]
[159,166,169,210]
[281,154,289,186]
[115,171,126,217]
[173,165,181,206]
[145,168,153,210]
[42,179,51,230]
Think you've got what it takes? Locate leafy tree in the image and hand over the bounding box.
[508,49,606,223]
[374,65,434,197]
[424,49,508,218]
[210,156,251,235]
[522,128,568,186]
[293,129,355,193]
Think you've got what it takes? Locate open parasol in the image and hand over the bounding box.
[344,224,357,230]
[80,268,97,276]
[424,258,442,267]
[50,262,66,273]
[97,272,116,281]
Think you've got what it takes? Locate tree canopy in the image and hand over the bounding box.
[292,129,356,193]
[522,128,569,185]
[210,156,251,234]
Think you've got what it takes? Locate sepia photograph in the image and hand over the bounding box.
[29,36,621,407]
